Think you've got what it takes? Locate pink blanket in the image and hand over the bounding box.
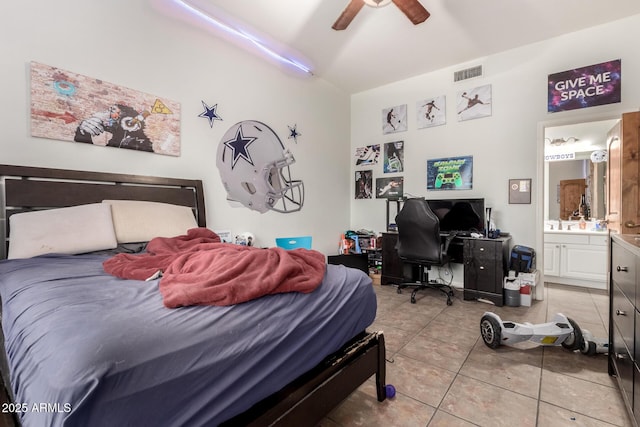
[103,228,326,307]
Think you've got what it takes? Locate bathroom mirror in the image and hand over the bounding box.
[544,119,617,221]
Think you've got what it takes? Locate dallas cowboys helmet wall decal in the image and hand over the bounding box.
[216,120,304,213]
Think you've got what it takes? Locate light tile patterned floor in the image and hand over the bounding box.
[319,282,632,427]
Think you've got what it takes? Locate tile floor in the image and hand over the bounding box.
[320,282,632,427]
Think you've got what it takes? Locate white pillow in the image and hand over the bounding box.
[8,203,118,259]
[103,200,198,243]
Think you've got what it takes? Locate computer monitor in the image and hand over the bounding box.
[426,198,485,234]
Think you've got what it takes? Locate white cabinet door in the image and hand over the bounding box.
[560,244,607,281]
[544,243,561,276]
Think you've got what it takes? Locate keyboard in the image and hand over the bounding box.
[441,231,471,238]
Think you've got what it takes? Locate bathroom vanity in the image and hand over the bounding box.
[544,227,608,289]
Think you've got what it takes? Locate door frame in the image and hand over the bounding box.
[536,108,626,300]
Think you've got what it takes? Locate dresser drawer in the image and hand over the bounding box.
[612,284,635,358]
[468,240,499,255]
[464,240,502,266]
[589,234,608,246]
[612,242,637,302]
[612,326,634,403]
[635,364,640,417]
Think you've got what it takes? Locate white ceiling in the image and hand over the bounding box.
[187,0,640,94]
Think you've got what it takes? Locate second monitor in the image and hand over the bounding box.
[426,198,485,235]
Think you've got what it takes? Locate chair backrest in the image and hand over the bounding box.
[275,236,312,250]
[395,198,443,264]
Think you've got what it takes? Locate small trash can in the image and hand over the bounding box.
[503,271,520,307]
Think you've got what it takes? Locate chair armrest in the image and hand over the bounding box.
[442,231,458,254]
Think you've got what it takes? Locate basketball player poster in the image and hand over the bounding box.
[456,84,492,122]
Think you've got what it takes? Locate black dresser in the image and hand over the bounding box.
[462,237,511,306]
[609,234,640,425]
[381,233,413,285]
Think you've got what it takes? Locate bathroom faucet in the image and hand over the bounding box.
[558,219,563,230]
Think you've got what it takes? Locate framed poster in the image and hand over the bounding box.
[354,144,380,166]
[548,59,621,113]
[376,177,404,199]
[382,104,407,134]
[457,84,491,122]
[416,95,446,128]
[509,179,532,204]
[383,141,404,173]
[355,170,373,199]
[427,156,473,191]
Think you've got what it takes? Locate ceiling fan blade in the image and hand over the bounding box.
[392,0,430,25]
[332,0,366,31]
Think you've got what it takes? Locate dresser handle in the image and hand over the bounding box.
[479,266,485,270]
[616,353,627,360]
[617,266,629,272]
[616,309,627,316]
[479,248,484,252]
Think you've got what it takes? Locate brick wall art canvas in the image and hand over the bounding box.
[30,62,181,156]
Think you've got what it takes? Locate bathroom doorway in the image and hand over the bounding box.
[541,117,619,291]
[543,119,617,224]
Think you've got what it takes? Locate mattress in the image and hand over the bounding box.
[0,253,376,426]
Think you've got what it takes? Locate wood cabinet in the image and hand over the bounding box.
[544,242,561,276]
[544,232,608,289]
[462,237,511,306]
[609,234,640,426]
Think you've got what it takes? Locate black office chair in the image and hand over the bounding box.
[395,198,455,305]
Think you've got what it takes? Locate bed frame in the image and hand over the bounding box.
[0,164,387,426]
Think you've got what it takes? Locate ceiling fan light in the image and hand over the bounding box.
[363,0,393,8]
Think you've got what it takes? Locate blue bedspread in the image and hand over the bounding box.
[0,253,376,426]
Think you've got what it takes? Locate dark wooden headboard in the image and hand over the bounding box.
[0,164,206,259]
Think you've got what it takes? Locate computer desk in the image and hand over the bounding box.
[381,232,511,306]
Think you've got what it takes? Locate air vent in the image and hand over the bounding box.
[454,65,483,82]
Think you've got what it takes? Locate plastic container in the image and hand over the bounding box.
[503,271,520,307]
[579,216,587,230]
[275,236,312,250]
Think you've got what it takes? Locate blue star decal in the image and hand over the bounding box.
[224,126,257,169]
[198,101,223,128]
[287,124,302,144]
[288,124,301,143]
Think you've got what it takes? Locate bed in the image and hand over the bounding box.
[0,164,387,426]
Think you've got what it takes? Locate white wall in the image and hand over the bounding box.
[350,14,640,284]
[0,0,351,254]
[3,2,640,260]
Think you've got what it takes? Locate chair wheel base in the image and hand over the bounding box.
[399,282,454,306]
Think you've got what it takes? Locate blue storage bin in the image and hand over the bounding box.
[275,236,312,250]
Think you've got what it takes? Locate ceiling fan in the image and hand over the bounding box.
[332,0,430,31]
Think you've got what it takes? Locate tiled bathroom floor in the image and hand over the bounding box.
[320,282,631,426]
